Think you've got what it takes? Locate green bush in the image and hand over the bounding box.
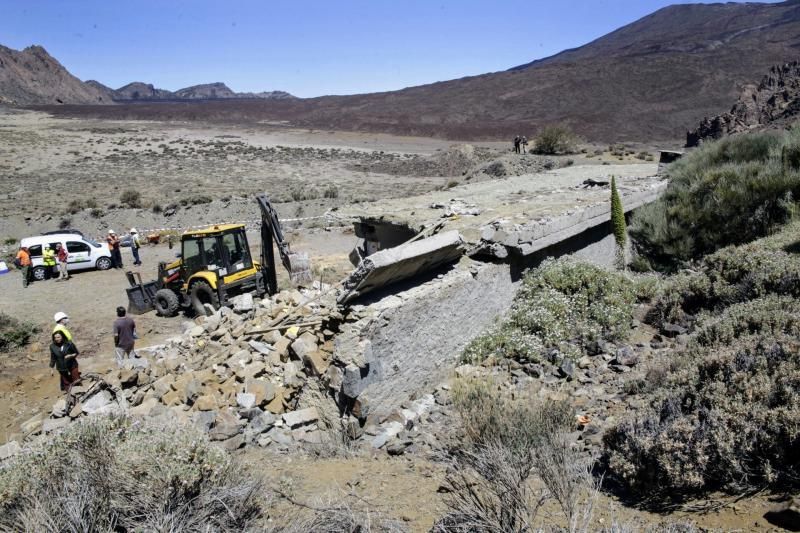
[630,131,800,267]
[463,258,635,363]
[0,313,38,351]
[66,199,84,214]
[0,416,262,531]
[119,189,142,208]
[532,124,578,155]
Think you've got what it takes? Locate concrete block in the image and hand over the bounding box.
[338,230,464,304]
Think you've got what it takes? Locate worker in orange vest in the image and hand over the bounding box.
[14,246,31,288]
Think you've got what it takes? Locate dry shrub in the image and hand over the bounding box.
[434,380,599,532]
[0,313,39,351]
[533,125,578,155]
[0,416,263,531]
[463,258,635,364]
[649,244,800,328]
[603,298,800,500]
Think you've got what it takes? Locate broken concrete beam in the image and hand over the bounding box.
[338,230,464,304]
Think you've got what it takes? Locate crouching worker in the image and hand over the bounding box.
[50,331,80,392]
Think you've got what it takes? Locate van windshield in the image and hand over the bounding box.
[84,239,102,248]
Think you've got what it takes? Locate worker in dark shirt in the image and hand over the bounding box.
[113,306,137,366]
[50,331,80,391]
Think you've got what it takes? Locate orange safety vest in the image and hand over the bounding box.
[15,250,31,267]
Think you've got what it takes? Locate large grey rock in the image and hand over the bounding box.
[82,390,114,415]
[42,417,70,433]
[231,293,254,313]
[21,413,44,435]
[209,411,242,441]
[0,441,21,460]
[248,340,273,356]
[193,411,217,433]
[614,345,639,366]
[236,393,257,409]
[290,332,318,360]
[51,398,67,418]
[245,378,275,405]
[248,411,276,434]
[282,407,319,428]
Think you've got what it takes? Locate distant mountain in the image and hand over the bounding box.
[104,80,296,101]
[114,82,175,101]
[0,45,111,105]
[0,45,295,105]
[174,82,236,99]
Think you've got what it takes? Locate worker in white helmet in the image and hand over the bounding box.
[53,311,73,343]
[130,228,142,266]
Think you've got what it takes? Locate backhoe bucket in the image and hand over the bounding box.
[287,252,313,286]
[125,271,159,314]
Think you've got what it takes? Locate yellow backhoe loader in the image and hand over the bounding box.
[125,194,311,316]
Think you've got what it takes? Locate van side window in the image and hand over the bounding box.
[67,241,90,254]
[28,244,42,257]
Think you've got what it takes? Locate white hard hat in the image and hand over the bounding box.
[108,229,116,234]
[130,228,137,234]
[54,311,69,323]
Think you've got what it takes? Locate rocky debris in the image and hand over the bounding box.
[6,286,356,455]
[686,62,800,147]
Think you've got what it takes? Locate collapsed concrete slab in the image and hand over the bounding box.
[338,230,464,304]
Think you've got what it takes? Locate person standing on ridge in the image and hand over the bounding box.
[513,135,521,154]
[129,228,142,266]
[521,135,528,154]
[15,245,31,288]
[42,245,56,280]
[55,243,69,281]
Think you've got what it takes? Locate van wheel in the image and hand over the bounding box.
[32,266,47,281]
[190,281,219,316]
[154,289,180,317]
[96,257,112,270]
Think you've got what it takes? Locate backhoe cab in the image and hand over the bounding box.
[126,195,312,316]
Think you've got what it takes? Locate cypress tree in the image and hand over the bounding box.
[611,176,627,267]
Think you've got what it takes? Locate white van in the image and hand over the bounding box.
[20,233,113,281]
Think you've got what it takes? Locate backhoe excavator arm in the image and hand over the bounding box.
[256,194,312,295]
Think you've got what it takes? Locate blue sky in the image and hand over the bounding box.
[0,0,780,97]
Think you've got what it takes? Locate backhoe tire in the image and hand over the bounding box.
[154,289,180,317]
[190,281,219,316]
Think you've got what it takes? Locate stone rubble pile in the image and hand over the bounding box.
[13,287,374,454]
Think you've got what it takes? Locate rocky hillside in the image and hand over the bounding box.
[686,61,800,146]
[0,45,111,105]
[174,82,237,99]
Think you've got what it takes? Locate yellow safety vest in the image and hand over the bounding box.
[43,248,56,266]
[53,324,73,342]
